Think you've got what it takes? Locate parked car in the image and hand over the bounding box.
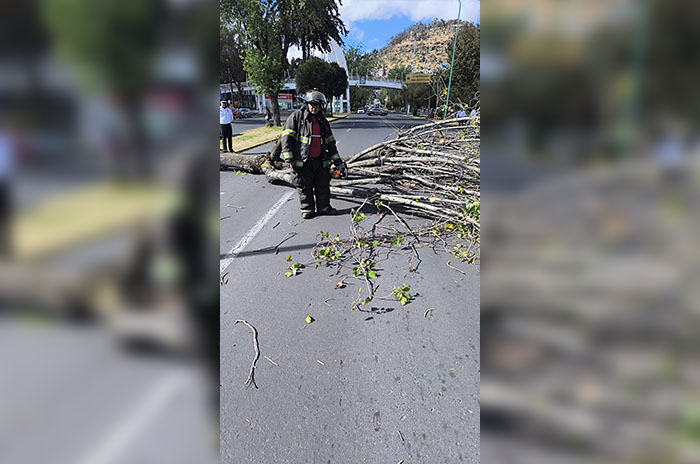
[367,107,388,116]
[356,108,365,114]
[239,108,252,118]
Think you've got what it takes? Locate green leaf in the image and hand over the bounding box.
[286,255,292,262]
[367,270,377,279]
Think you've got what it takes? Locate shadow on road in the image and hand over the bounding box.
[358,306,396,315]
[220,241,317,259]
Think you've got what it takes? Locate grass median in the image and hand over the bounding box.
[223,113,350,153]
[13,182,168,261]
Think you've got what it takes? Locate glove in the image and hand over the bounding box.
[337,162,348,178]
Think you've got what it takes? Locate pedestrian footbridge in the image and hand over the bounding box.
[220,76,403,113]
[222,76,402,94]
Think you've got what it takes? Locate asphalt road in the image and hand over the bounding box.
[220,112,480,463]
[0,320,218,464]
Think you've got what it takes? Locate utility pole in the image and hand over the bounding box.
[444,0,461,120]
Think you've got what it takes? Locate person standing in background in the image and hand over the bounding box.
[456,108,467,126]
[0,123,16,258]
[220,100,234,152]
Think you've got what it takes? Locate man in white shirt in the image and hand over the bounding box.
[220,100,234,152]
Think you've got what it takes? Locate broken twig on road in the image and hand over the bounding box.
[234,319,260,389]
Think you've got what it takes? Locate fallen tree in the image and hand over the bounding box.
[220,116,480,230]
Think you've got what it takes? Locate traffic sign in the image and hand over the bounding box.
[406,73,431,84]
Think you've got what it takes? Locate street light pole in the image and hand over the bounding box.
[444,0,461,120]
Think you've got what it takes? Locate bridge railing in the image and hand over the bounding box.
[221,75,405,93]
[347,74,404,85]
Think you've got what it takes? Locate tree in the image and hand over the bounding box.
[292,0,348,60]
[220,27,247,105]
[445,21,480,105]
[43,0,164,177]
[288,57,304,78]
[222,0,287,125]
[344,44,377,77]
[294,57,348,115]
[401,82,431,116]
[222,0,348,125]
[387,65,412,81]
[349,85,374,110]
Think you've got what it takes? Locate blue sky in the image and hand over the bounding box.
[343,1,480,52]
[289,0,479,58]
[346,17,418,52]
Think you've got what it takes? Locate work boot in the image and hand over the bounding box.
[301,211,315,220]
[317,206,337,215]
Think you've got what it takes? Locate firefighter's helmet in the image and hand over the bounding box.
[302,90,327,105]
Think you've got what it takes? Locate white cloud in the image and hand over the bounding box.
[339,0,479,24]
[344,23,365,45]
[354,28,365,41]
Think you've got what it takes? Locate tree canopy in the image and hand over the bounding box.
[295,57,348,101]
[387,65,412,81]
[446,21,480,105]
[43,0,163,98]
[293,0,348,60]
[221,0,348,124]
[220,28,246,85]
[344,45,377,77]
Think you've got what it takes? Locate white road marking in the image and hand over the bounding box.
[220,190,295,275]
[76,370,190,464]
[346,128,352,132]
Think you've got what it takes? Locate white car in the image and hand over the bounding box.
[356,108,365,114]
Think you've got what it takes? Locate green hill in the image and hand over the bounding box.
[373,19,464,75]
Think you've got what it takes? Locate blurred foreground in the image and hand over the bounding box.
[482,1,700,462]
[0,0,219,462]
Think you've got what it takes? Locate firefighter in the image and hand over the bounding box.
[280,90,347,219]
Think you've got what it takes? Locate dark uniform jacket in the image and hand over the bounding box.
[280,107,342,169]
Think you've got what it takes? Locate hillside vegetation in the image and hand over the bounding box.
[374,19,464,74]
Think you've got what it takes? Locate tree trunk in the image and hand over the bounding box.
[220,151,294,186]
[270,93,281,126]
[234,81,244,106]
[220,153,266,173]
[123,97,151,179]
